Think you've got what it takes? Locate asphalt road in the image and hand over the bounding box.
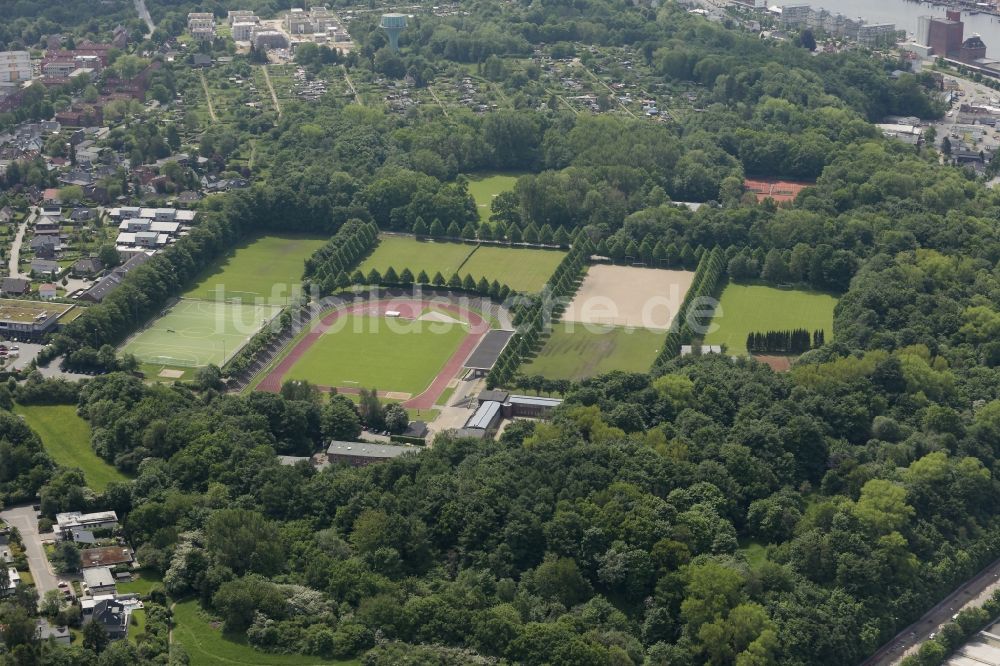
[0,504,60,602]
[133,0,155,34]
[861,556,1000,666]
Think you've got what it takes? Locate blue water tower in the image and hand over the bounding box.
[380,13,407,52]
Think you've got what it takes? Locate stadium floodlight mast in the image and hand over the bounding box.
[380,13,407,53]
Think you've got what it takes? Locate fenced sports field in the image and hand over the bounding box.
[120,299,283,368]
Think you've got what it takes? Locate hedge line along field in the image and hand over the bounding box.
[521,323,663,381]
[282,314,469,395]
[185,235,328,304]
[358,235,566,293]
[704,282,837,355]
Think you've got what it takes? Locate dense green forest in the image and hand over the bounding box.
[7,0,1000,665]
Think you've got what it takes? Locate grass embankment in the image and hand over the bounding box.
[14,404,127,492]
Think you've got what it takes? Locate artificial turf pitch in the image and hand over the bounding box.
[184,234,327,305]
[521,323,664,381]
[703,282,837,355]
[121,299,282,367]
[282,314,468,395]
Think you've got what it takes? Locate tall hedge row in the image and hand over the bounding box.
[652,245,725,368]
[305,220,379,297]
[487,236,593,389]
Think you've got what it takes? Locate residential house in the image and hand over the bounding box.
[30,259,60,277]
[84,597,129,640]
[36,619,71,645]
[2,567,20,595]
[79,546,132,569]
[71,257,103,277]
[82,566,116,596]
[30,236,60,258]
[54,511,119,540]
[0,278,29,296]
[34,220,60,235]
[38,284,57,300]
[69,208,93,223]
[0,207,13,224]
[77,256,146,303]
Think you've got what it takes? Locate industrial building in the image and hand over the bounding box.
[326,440,420,466]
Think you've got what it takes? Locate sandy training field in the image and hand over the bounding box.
[563,265,695,330]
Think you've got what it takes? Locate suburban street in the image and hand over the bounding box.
[0,504,59,602]
[8,212,30,279]
[862,556,1000,665]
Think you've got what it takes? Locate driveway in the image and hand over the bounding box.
[0,504,59,602]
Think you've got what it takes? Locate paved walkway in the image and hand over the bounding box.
[262,66,282,117]
[0,505,59,603]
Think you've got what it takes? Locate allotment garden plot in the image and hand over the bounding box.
[121,299,282,368]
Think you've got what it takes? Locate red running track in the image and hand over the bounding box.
[257,299,487,410]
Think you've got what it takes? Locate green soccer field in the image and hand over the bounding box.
[466,172,524,220]
[185,235,327,305]
[284,315,468,395]
[521,323,664,381]
[358,236,474,281]
[703,282,837,355]
[359,235,565,293]
[121,300,283,367]
[462,245,566,293]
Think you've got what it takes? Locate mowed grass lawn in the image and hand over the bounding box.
[14,404,127,492]
[360,236,564,293]
[704,282,837,355]
[185,235,327,305]
[463,245,565,293]
[522,323,663,381]
[466,172,524,220]
[285,315,468,394]
[173,600,358,666]
[358,236,473,280]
